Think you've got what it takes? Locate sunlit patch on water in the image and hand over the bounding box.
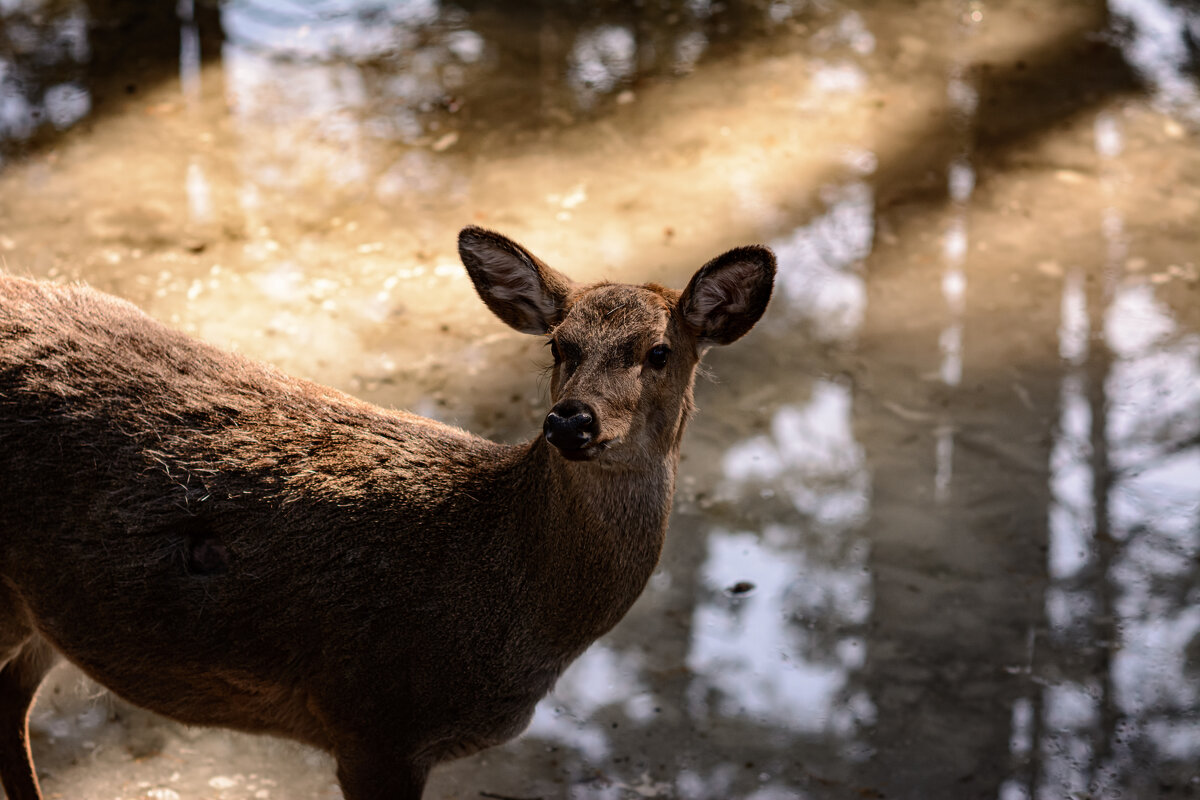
[770,182,872,343]
[686,527,874,741]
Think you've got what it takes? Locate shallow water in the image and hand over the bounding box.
[2,0,1199,798]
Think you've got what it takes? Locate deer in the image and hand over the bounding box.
[0,226,775,800]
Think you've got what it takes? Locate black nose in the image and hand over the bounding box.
[543,400,600,453]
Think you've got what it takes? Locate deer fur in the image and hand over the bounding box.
[0,227,774,800]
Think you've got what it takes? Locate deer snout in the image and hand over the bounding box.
[543,400,600,455]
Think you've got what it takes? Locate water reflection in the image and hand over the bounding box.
[1044,270,1095,640]
[934,8,981,502]
[1029,276,1200,796]
[221,0,462,171]
[0,0,831,162]
[1109,0,1200,121]
[687,525,873,738]
[222,0,441,60]
[723,381,870,527]
[1001,101,1200,799]
[1105,284,1200,774]
[0,0,90,150]
[526,644,646,762]
[568,25,636,104]
[699,371,873,755]
[771,181,872,342]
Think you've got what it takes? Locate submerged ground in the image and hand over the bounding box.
[1,0,1199,798]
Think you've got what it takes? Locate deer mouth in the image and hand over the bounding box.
[555,437,618,462]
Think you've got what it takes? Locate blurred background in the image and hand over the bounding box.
[2,0,1199,798]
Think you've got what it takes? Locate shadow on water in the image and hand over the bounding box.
[2,1,1200,799]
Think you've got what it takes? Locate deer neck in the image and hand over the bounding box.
[518,435,680,647]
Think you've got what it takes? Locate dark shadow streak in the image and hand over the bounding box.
[874,28,1139,227]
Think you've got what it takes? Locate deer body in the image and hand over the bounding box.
[0,228,774,799]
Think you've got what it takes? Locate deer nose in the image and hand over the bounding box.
[543,400,600,453]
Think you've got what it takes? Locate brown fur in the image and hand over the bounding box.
[0,227,774,800]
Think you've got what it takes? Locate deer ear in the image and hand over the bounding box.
[458,227,574,335]
[679,245,776,345]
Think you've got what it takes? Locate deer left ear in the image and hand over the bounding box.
[679,245,776,345]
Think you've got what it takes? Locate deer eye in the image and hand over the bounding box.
[646,344,670,369]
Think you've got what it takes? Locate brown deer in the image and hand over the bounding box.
[0,226,775,800]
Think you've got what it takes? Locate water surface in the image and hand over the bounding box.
[2,1,1198,798]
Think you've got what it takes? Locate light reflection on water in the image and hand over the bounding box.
[687,526,873,739]
[0,0,89,150]
[770,181,872,342]
[1026,280,1200,797]
[999,96,1200,800]
[934,9,980,503]
[1109,0,1200,121]
[1105,285,1200,769]
[527,644,647,762]
[723,382,870,528]
[221,0,442,61]
[569,25,637,103]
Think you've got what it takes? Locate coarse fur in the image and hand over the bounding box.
[0,226,775,800]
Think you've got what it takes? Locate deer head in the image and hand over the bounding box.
[458,226,775,467]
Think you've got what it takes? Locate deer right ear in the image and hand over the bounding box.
[458,227,573,335]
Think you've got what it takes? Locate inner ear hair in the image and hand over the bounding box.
[681,245,776,345]
[458,226,573,335]
[690,267,756,316]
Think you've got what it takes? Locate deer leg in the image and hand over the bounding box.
[0,634,58,800]
[335,749,431,800]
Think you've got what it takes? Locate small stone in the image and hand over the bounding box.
[431,132,459,152]
[208,776,238,789]
[1036,260,1063,278]
[1164,119,1185,139]
[1168,263,1197,281]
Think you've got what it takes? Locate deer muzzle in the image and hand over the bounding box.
[543,399,600,458]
